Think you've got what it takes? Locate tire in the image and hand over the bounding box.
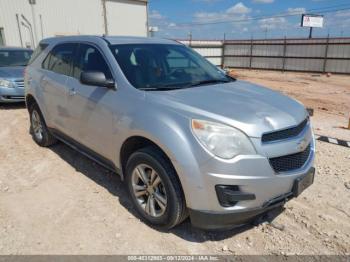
[125,146,188,229]
[29,103,57,147]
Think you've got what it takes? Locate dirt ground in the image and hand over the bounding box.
[0,70,349,255]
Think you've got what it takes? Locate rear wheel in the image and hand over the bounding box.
[125,146,187,229]
[29,104,57,147]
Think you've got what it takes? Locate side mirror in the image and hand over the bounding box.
[80,71,115,88]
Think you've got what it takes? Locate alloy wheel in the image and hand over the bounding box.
[31,110,43,141]
[131,164,167,217]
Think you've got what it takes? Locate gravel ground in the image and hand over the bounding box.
[0,70,349,255]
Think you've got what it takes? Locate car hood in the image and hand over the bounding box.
[0,67,25,79]
[146,80,308,138]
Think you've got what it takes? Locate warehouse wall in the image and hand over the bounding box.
[36,0,105,38]
[0,0,147,48]
[106,0,148,36]
[0,0,33,47]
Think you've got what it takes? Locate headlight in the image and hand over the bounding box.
[191,119,256,159]
[0,79,14,88]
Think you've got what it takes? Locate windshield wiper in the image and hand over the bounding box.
[188,79,230,87]
[138,79,231,91]
[138,86,184,91]
[0,64,27,67]
[138,82,192,91]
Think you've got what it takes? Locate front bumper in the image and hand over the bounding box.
[189,193,291,230]
[0,86,25,103]
[177,123,315,229]
[189,167,314,230]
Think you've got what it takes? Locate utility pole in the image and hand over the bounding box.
[102,0,108,35]
[39,14,44,39]
[29,0,38,45]
[308,27,313,39]
[146,1,150,37]
[21,14,35,48]
[16,14,24,47]
[189,31,192,47]
[221,33,226,69]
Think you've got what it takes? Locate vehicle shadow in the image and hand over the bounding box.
[0,102,26,110]
[49,141,283,243]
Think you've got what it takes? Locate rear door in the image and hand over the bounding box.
[64,43,115,159]
[40,43,77,131]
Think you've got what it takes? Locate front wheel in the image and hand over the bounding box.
[125,146,187,229]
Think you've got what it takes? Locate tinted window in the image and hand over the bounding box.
[110,44,229,90]
[167,49,198,69]
[42,43,76,76]
[28,43,48,65]
[42,52,50,70]
[0,50,33,67]
[73,44,112,80]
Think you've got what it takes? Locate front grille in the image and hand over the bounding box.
[262,118,308,143]
[14,80,25,88]
[269,144,311,173]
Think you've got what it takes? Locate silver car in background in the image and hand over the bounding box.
[0,47,33,103]
[25,36,315,230]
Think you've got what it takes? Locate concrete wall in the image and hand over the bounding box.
[0,0,148,48]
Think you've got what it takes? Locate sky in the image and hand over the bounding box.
[148,0,350,40]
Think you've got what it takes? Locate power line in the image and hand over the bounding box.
[173,5,350,27]
[148,2,350,18]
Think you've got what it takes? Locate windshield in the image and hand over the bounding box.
[0,50,33,67]
[110,44,232,90]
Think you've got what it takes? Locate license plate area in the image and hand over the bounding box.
[293,168,315,197]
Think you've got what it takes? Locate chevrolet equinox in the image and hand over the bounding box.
[25,36,315,230]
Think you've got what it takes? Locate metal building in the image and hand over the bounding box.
[0,0,148,48]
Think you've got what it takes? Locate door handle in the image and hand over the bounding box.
[68,88,76,96]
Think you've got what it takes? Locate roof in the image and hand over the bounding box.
[104,36,178,45]
[41,35,180,46]
[0,46,33,51]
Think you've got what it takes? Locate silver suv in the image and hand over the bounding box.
[25,36,315,230]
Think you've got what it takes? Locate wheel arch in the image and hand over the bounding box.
[25,94,37,112]
[119,135,189,210]
[120,136,174,179]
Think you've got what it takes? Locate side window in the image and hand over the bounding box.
[73,44,112,80]
[42,43,76,76]
[42,51,51,70]
[29,43,48,65]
